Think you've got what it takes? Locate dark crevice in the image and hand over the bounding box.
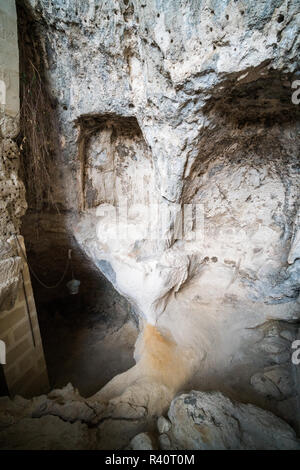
[203,68,300,125]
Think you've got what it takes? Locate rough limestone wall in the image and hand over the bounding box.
[0,0,27,310]
[22,0,300,438]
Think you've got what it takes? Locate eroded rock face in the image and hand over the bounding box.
[0,1,27,311]
[17,0,300,446]
[0,115,27,309]
[156,390,300,450]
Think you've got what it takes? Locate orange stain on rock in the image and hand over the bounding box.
[141,323,188,391]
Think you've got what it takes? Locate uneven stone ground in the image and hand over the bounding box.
[1,384,300,450]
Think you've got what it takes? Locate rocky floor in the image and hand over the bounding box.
[1,383,300,450]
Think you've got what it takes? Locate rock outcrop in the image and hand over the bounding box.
[154,390,300,450]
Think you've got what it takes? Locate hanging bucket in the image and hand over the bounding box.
[66,279,81,295]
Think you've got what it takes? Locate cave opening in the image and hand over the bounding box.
[16,0,138,398]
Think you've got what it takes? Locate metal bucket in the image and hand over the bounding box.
[66,279,80,295]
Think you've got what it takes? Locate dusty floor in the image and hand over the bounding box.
[38,294,138,397]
